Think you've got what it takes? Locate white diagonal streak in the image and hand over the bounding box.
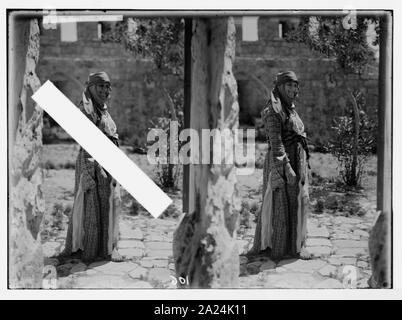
[32,80,172,218]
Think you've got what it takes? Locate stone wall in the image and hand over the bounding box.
[9,17,45,289]
[234,16,379,147]
[38,22,174,147]
[38,16,379,148]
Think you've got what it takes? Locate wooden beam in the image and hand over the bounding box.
[377,12,392,216]
[182,18,194,214]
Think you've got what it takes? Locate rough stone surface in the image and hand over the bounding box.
[333,217,362,225]
[118,248,144,259]
[144,241,172,250]
[87,261,138,276]
[9,18,44,289]
[353,229,370,238]
[369,211,391,288]
[74,274,146,289]
[172,18,241,289]
[278,259,327,273]
[264,273,321,289]
[70,262,87,274]
[318,264,338,277]
[328,257,357,266]
[146,250,172,258]
[305,238,332,247]
[129,281,154,288]
[237,240,250,254]
[335,247,368,256]
[148,268,172,284]
[42,241,61,257]
[247,262,263,275]
[128,267,148,280]
[333,240,369,248]
[152,260,169,268]
[312,278,344,289]
[44,257,59,267]
[260,260,276,272]
[239,256,248,264]
[119,224,144,240]
[57,263,73,277]
[140,260,154,268]
[307,225,330,238]
[357,261,369,269]
[118,240,145,249]
[306,246,332,257]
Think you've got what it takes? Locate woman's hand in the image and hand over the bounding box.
[285,163,297,185]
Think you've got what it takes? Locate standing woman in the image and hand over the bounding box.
[61,71,123,263]
[249,71,311,261]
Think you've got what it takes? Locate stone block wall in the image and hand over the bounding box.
[38,22,175,147]
[38,16,379,148]
[234,16,379,147]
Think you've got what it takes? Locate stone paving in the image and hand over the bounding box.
[43,205,376,289]
[237,209,377,289]
[44,215,178,289]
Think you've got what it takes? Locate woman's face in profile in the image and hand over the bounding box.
[284,81,299,100]
[95,83,112,102]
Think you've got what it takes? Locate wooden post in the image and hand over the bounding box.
[369,11,392,288]
[182,18,194,214]
[377,13,392,215]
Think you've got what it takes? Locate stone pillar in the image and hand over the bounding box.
[8,17,44,289]
[173,17,241,288]
[369,12,392,289]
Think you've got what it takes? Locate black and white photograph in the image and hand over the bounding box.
[4,1,396,298]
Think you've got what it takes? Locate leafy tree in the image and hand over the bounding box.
[102,18,185,190]
[286,15,379,186]
[286,16,378,74]
[102,18,184,120]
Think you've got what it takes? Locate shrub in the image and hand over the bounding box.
[149,116,184,191]
[129,198,140,216]
[314,198,325,214]
[239,200,252,228]
[327,105,377,186]
[50,203,66,230]
[160,204,181,219]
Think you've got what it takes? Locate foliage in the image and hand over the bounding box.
[103,18,184,77]
[102,18,185,188]
[286,16,379,74]
[159,203,181,219]
[102,18,185,117]
[149,116,183,190]
[327,106,377,186]
[286,15,379,186]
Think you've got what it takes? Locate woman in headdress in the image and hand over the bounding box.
[249,71,311,261]
[61,71,123,263]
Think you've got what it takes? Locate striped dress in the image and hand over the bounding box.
[62,100,120,262]
[249,99,310,260]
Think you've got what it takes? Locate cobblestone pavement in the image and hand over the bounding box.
[43,206,377,289]
[237,208,376,289]
[40,145,377,289]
